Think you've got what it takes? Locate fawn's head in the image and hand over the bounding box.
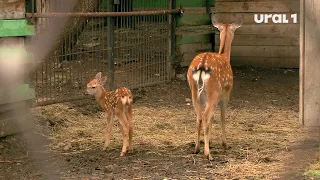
[87,72,107,95]
[212,14,243,54]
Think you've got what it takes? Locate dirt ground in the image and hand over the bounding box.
[1,66,320,180]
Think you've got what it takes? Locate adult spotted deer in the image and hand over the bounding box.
[87,72,133,156]
[186,14,243,160]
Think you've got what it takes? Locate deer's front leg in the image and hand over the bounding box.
[103,111,114,150]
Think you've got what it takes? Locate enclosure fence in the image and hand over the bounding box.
[27,0,182,106]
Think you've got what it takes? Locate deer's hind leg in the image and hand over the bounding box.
[115,106,130,157]
[220,90,231,149]
[190,81,202,154]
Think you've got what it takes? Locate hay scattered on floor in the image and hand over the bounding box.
[30,67,305,179]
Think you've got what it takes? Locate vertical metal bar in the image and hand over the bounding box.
[168,0,176,79]
[31,0,35,24]
[108,0,115,90]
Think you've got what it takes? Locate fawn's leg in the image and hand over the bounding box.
[220,91,230,149]
[202,91,219,160]
[115,108,129,156]
[125,104,133,152]
[103,111,114,150]
[190,83,202,154]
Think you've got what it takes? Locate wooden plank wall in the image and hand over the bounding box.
[300,0,320,127]
[176,0,215,67]
[214,0,300,68]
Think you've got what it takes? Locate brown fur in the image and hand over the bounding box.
[186,14,243,160]
[87,72,133,156]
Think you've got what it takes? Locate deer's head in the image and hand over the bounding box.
[87,72,107,95]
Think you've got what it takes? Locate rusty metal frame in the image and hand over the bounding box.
[25,8,183,18]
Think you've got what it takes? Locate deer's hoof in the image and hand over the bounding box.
[193,149,200,154]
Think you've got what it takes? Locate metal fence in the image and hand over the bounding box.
[27,0,180,106]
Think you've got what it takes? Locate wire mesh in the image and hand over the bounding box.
[29,0,171,105]
[113,0,170,89]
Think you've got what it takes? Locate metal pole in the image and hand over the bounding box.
[169,0,176,79]
[107,0,115,90]
[25,9,183,18]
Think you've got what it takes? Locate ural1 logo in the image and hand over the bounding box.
[254,14,298,24]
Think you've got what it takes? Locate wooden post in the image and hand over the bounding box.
[300,0,320,127]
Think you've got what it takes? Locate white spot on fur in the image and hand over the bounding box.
[192,71,201,82]
[201,71,210,82]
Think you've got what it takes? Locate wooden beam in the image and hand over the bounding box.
[230,56,299,68]
[215,24,299,35]
[215,34,299,46]
[214,46,299,57]
[214,1,299,13]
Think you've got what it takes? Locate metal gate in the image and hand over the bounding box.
[26,0,182,106]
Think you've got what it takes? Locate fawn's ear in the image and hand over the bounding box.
[95,72,102,79]
[211,14,224,31]
[100,76,107,85]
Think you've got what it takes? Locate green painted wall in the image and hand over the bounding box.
[177,34,211,45]
[177,14,211,26]
[0,20,34,37]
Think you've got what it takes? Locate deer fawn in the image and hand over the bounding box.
[186,14,243,160]
[87,72,133,156]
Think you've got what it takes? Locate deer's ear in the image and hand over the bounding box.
[95,72,102,79]
[231,14,243,30]
[211,14,224,30]
[100,76,107,85]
